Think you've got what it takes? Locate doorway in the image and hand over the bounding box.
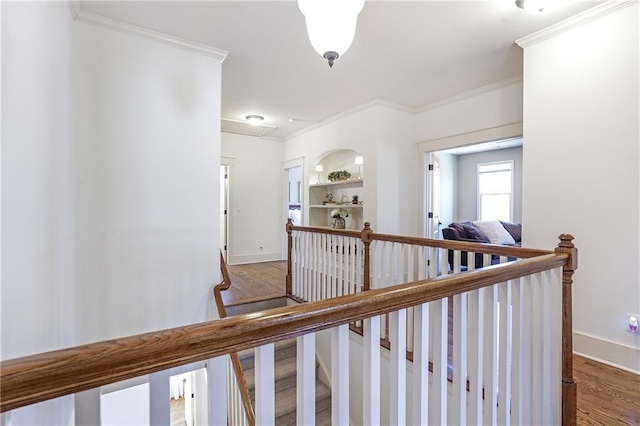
[425,153,441,239]
[220,165,229,260]
[286,165,302,226]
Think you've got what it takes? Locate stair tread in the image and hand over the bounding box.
[239,338,297,370]
[273,379,331,420]
[244,354,298,390]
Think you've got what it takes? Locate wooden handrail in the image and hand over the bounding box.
[213,251,256,426]
[0,253,567,413]
[287,223,552,259]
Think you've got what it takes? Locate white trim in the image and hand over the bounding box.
[516,0,638,48]
[283,158,305,259]
[69,6,228,61]
[228,251,282,266]
[573,331,640,374]
[285,98,412,141]
[417,122,523,153]
[416,76,523,113]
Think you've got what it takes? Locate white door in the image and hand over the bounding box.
[426,153,441,239]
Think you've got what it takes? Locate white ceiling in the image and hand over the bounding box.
[78,0,601,139]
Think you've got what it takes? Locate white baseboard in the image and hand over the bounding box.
[227,251,282,266]
[573,331,640,374]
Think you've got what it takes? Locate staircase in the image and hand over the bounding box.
[240,338,332,425]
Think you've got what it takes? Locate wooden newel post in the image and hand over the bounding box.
[555,234,578,426]
[361,222,373,291]
[286,218,294,296]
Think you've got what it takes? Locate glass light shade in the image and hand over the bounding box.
[314,165,324,172]
[298,0,365,58]
[516,0,546,13]
[354,156,364,165]
[246,115,264,126]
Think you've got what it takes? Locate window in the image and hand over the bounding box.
[478,161,513,221]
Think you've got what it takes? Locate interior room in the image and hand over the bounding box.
[2,0,638,424]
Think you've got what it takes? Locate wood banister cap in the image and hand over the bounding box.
[557,233,575,248]
[361,222,373,243]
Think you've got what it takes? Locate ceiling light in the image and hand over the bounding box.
[298,0,365,68]
[245,115,264,126]
[516,0,545,13]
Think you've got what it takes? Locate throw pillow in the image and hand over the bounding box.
[448,222,467,238]
[474,220,516,245]
[461,222,491,243]
[500,221,522,242]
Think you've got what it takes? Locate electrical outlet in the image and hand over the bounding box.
[259,243,264,250]
[627,313,639,333]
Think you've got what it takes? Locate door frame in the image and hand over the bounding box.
[282,157,305,260]
[417,122,523,238]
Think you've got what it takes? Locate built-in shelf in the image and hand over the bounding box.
[310,178,363,188]
[309,204,363,209]
[309,178,364,229]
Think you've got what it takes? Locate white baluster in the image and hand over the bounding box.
[332,324,349,425]
[541,270,553,425]
[452,292,468,424]
[412,303,429,425]
[511,277,524,425]
[297,334,316,425]
[483,280,498,425]
[389,309,407,425]
[311,233,318,302]
[498,280,513,425]
[531,272,543,425]
[430,298,448,425]
[75,388,100,426]
[208,356,227,425]
[364,315,381,425]
[521,275,533,424]
[255,344,275,426]
[551,267,563,424]
[149,370,170,426]
[467,288,484,424]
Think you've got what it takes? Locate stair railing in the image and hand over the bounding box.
[214,251,255,426]
[1,234,577,425]
[286,220,578,425]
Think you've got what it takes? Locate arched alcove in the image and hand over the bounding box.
[308,149,364,230]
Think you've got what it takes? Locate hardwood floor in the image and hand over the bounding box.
[221,260,286,305]
[575,355,640,425]
[223,261,640,425]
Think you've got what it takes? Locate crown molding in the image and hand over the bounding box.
[416,76,523,114]
[516,0,638,49]
[285,98,412,141]
[68,2,228,62]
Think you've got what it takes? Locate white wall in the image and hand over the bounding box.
[283,103,416,236]
[1,2,224,422]
[521,2,639,372]
[456,146,523,223]
[73,17,222,345]
[221,133,284,264]
[414,79,523,144]
[1,2,76,423]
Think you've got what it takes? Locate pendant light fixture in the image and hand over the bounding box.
[298,0,365,68]
[515,0,546,13]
